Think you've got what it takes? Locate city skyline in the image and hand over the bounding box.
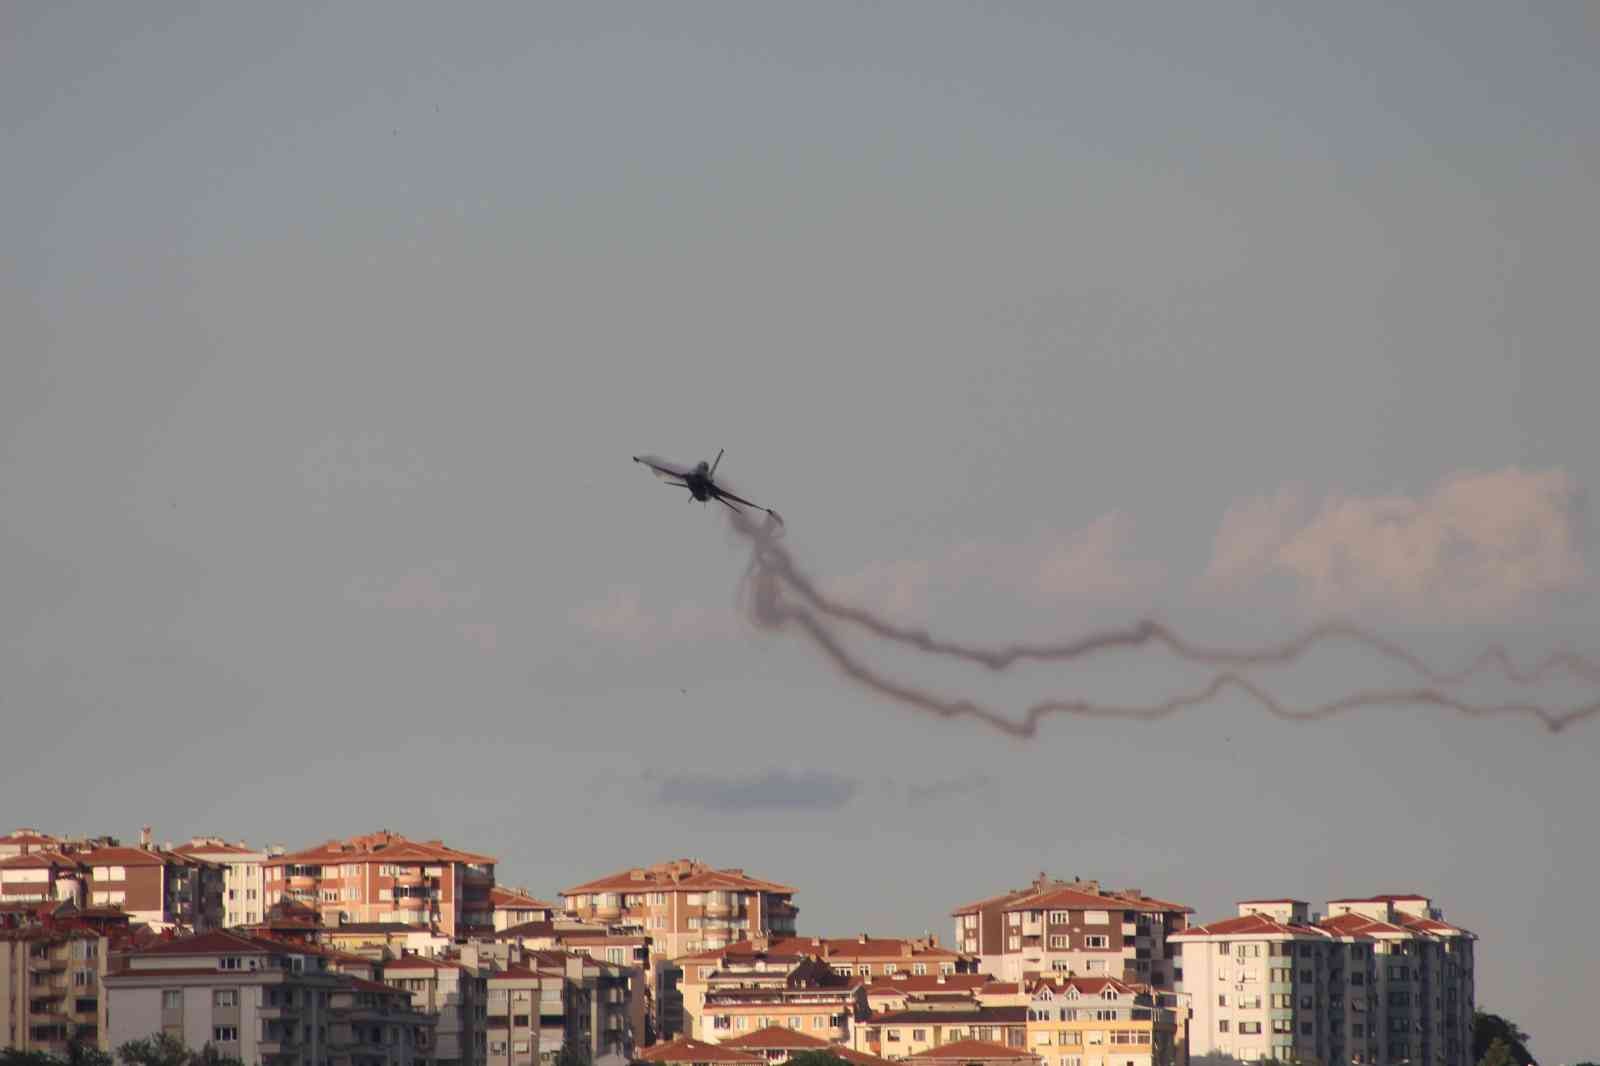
[5,3,1596,1063]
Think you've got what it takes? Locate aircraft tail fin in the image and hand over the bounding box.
[710,448,724,478]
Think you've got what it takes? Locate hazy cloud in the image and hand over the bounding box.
[907,773,993,804]
[1203,468,1590,619]
[822,512,1162,621]
[655,769,861,813]
[570,585,739,643]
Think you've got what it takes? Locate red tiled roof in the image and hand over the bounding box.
[1026,976,1137,997]
[864,975,993,994]
[903,1039,1039,1062]
[0,849,82,870]
[383,955,477,973]
[681,936,966,965]
[78,846,187,867]
[0,831,59,846]
[635,1039,763,1065]
[722,1026,832,1050]
[491,886,556,909]
[1236,899,1307,906]
[563,860,794,896]
[133,930,289,957]
[174,841,260,857]
[1172,914,1328,939]
[1327,894,1429,904]
[268,831,495,866]
[1004,886,1190,914]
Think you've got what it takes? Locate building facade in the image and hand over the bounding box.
[174,839,273,929]
[561,860,797,961]
[265,831,497,937]
[1024,977,1179,1066]
[1174,895,1475,1066]
[953,879,1191,990]
[1,927,111,1054]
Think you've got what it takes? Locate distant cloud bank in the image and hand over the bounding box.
[1203,467,1589,620]
[573,466,1590,640]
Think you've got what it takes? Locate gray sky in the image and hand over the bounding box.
[4,2,1598,1060]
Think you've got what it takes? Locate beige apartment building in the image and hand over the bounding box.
[384,954,489,1066]
[104,929,435,1066]
[1024,976,1181,1066]
[175,838,275,929]
[0,830,61,859]
[265,831,497,937]
[491,888,560,932]
[1174,895,1475,1066]
[561,860,797,960]
[1,926,112,1054]
[952,878,1191,989]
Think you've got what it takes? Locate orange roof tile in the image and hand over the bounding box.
[635,1039,764,1065]
[722,1027,832,1050]
[563,860,794,896]
[268,831,495,866]
[903,1040,1039,1062]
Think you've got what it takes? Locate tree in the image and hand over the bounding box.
[115,1035,241,1066]
[1473,1011,1535,1066]
[2,1051,67,1066]
[554,1035,591,1066]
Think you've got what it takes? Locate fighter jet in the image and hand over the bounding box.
[632,450,781,523]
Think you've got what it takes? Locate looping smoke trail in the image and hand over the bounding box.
[728,511,1600,735]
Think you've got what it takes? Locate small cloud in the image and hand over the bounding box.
[907,773,992,804]
[346,561,479,611]
[1202,468,1590,620]
[655,769,861,813]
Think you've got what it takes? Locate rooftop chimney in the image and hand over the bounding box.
[139,826,152,848]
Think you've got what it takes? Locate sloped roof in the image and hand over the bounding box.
[635,1039,763,1065]
[722,1026,831,1050]
[903,1039,1038,1062]
[269,831,495,866]
[563,860,793,896]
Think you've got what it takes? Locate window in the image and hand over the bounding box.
[735,1018,748,1031]
[812,1017,825,1030]
[1299,944,1315,957]
[490,1042,509,1055]
[1085,911,1110,925]
[1084,936,1109,949]
[1050,911,1070,924]
[1050,936,1068,949]
[1301,1023,1314,1036]
[1217,942,1231,955]
[788,1017,801,1030]
[73,971,94,988]
[857,965,871,976]
[884,964,897,975]
[163,990,182,1010]
[913,963,927,975]
[213,1027,238,1043]
[1269,968,1292,983]
[219,957,241,971]
[1237,944,1261,958]
[1237,1022,1262,1035]
[939,963,955,975]
[515,1042,531,1054]
[1085,959,1106,973]
[1271,994,1292,1009]
[912,1029,927,1042]
[1218,1022,1230,1034]
[214,990,238,1007]
[1218,995,1227,1007]
[1272,1019,1293,1034]
[887,1030,901,1043]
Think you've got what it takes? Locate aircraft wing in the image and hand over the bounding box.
[712,485,765,511]
[633,455,692,482]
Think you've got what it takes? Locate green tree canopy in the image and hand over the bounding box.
[116,1035,241,1066]
[1474,1011,1535,1066]
[784,1052,851,1066]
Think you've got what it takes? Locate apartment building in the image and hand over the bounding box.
[0,851,87,907]
[1024,977,1180,1066]
[174,838,273,929]
[104,929,434,1066]
[384,954,489,1066]
[0,830,61,859]
[852,1004,1029,1060]
[680,949,865,1046]
[485,963,543,1066]
[952,878,1191,989]
[675,936,976,1045]
[265,831,497,937]
[1173,895,1475,1066]
[1,837,225,933]
[561,860,797,960]
[521,948,644,1066]
[491,888,560,932]
[0,926,112,1054]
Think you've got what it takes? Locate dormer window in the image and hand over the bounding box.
[1102,989,1117,1000]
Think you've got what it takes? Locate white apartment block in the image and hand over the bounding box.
[1175,896,1475,1066]
[176,839,274,929]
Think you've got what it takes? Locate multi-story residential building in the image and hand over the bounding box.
[679,948,865,1046]
[82,839,225,932]
[953,879,1191,989]
[491,888,560,932]
[0,830,63,860]
[674,937,976,1045]
[174,838,273,929]
[852,1004,1030,1061]
[104,929,433,1066]
[861,974,1021,1015]
[265,831,497,938]
[1,926,112,1054]
[486,963,543,1066]
[1024,977,1179,1066]
[384,953,489,1066]
[0,851,88,907]
[561,860,797,960]
[1173,895,1475,1066]
[520,948,644,1066]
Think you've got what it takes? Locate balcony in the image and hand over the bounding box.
[704,894,731,917]
[394,869,423,886]
[288,875,315,889]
